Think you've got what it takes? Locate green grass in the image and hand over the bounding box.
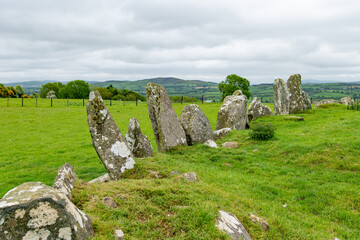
[1,100,359,239]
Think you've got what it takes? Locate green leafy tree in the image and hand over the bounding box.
[94,87,113,100]
[40,82,64,98]
[15,85,25,97]
[218,74,251,100]
[59,80,90,99]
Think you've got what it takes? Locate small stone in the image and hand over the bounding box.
[114,229,125,240]
[88,173,111,184]
[148,170,160,179]
[216,210,252,240]
[249,214,270,231]
[222,142,239,149]
[102,197,118,208]
[253,149,259,152]
[224,163,232,167]
[204,139,218,148]
[53,163,78,200]
[282,204,287,208]
[169,170,180,176]
[214,128,232,140]
[180,172,198,182]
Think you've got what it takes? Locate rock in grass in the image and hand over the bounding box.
[53,163,78,200]
[88,173,111,184]
[204,139,218,148]
[146,82,187,152]
[87,91,135,180]
[179,104,214,145]
[125,118,153,158]
[340,96,354,106]
[222,142,239,149]
[249,214,269,231]
[216,95,247,130]
[314,99,339,109]
[216,210,252,240]
[102,197,118,208]
[0,182,93,240]
[247,97,273,122]
[214,128,232,140]
[180,172,198,182]
[274,78,290,115]
[114,229,125,240]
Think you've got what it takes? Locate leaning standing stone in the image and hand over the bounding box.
[87,91,135,180]
[179,104,214,145]
[125,118,154,158]
[287,74,304,113]
[273,78,289,115]
[0,182,93,240]
[216,210,252,240]
[247,97,273,122]
[53,163,78,200]
[301,90,312,110]
[146,82,187,152]
[216,95,247,130]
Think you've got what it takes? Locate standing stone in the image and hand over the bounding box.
[146,82,187,152]
[301,90,312,110]
[53,163,78,200]
[216,210,252,240]
[125,118,153,158]
[287,74,304,113]
[179,104,214,145]
[273,78,289,115]
[216,95,247,130]
[0,182,93,240]
[247,97,273,122]
[87,91,135,180]
[340,96,354,106]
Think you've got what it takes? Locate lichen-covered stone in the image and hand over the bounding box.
[87,91,135,180]
[214,128,232,140]
[301,90,312,110]
[125,118,153,158]
[216,95,247,130]
[249,214,269,231]
[179,104,214,145]
[340,96,354,106]
[204,139,218,148]
[0,182,93,240]
[315,99,339,109]
[287,74,304,113]
[222,142,239,149]
[53,163,78,200]
[247,97,273,122]
[88,173,111,184]
[180,172,198,182]
[273,78,290,115]
[216,210,252,240]
[146,82,187,152]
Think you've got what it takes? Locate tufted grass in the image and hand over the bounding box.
[1,100,359,239]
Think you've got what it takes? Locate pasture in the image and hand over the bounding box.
[0,98,359,239]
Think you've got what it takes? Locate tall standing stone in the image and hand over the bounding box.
[146,82,187,152]
[287,74,304,113]
[125,118,154,158]
[301,90,312,110]
[179,104,215,145]
[247,97,273,122]
[273,78,289,115]
[216,94,247,130]
[0,182,93,240]
[87,91,135,180]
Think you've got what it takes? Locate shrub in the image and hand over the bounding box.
[250,122,275,140]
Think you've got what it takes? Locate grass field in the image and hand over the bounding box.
[0,98,359,239]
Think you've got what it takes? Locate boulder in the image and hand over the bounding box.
[179,104,214,145]
[216,95,247,130]
[0,182,93,240]
[273,78,290,115]
[222,142,239,149]
[214,128,232,140]
[247,97,273,122]
[340,96,354,106]
[216,210,252,240]
[53,163,78,200]
[204,139,218,148]
[125,118,153,158]
[146,82,187,152]
[87,91,135,180]
[315,99,339,109]
[287,74,304,113]
[249,214,269,231]
[301,90,312,110]
[88,173,111,184]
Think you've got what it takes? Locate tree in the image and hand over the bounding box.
[94,87,113,100]
[40,82,64,98]
[218,74,251,100]
[59,80,90,99]
[46,90,57,99]
[15,85,24,97]
[31,92,40,98]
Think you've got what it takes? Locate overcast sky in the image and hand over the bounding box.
[1,0,359,84]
